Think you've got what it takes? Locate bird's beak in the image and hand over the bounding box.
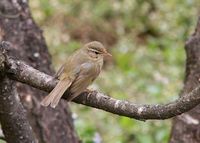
[103,51,112,57]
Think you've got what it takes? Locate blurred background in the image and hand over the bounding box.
[30,1,199,143]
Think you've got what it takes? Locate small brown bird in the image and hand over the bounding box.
[41,41,111,108]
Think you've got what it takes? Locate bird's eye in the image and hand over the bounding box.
[94,51,99,55]
[90,49,99,55]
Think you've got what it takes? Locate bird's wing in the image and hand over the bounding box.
[65,62,100,101]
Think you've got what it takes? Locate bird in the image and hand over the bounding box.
[41,41,111,108]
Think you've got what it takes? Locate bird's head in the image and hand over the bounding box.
[84,41,111,59]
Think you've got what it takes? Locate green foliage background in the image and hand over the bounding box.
[29,1,199,143]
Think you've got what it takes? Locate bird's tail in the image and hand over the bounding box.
[41,79,72,108]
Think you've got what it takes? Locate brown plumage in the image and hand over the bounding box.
[41,41,111,108]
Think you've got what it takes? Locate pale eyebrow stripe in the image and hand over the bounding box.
[89,48,101,53]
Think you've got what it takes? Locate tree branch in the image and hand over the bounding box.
[3,53,200,121]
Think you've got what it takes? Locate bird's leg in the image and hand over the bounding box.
[85,88,92,93]
[85,88,96,98]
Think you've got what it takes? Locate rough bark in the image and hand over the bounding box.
[0,76,37,143]
[0,44,37,143]
[0,0,79,143]
[169,17,200,143]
